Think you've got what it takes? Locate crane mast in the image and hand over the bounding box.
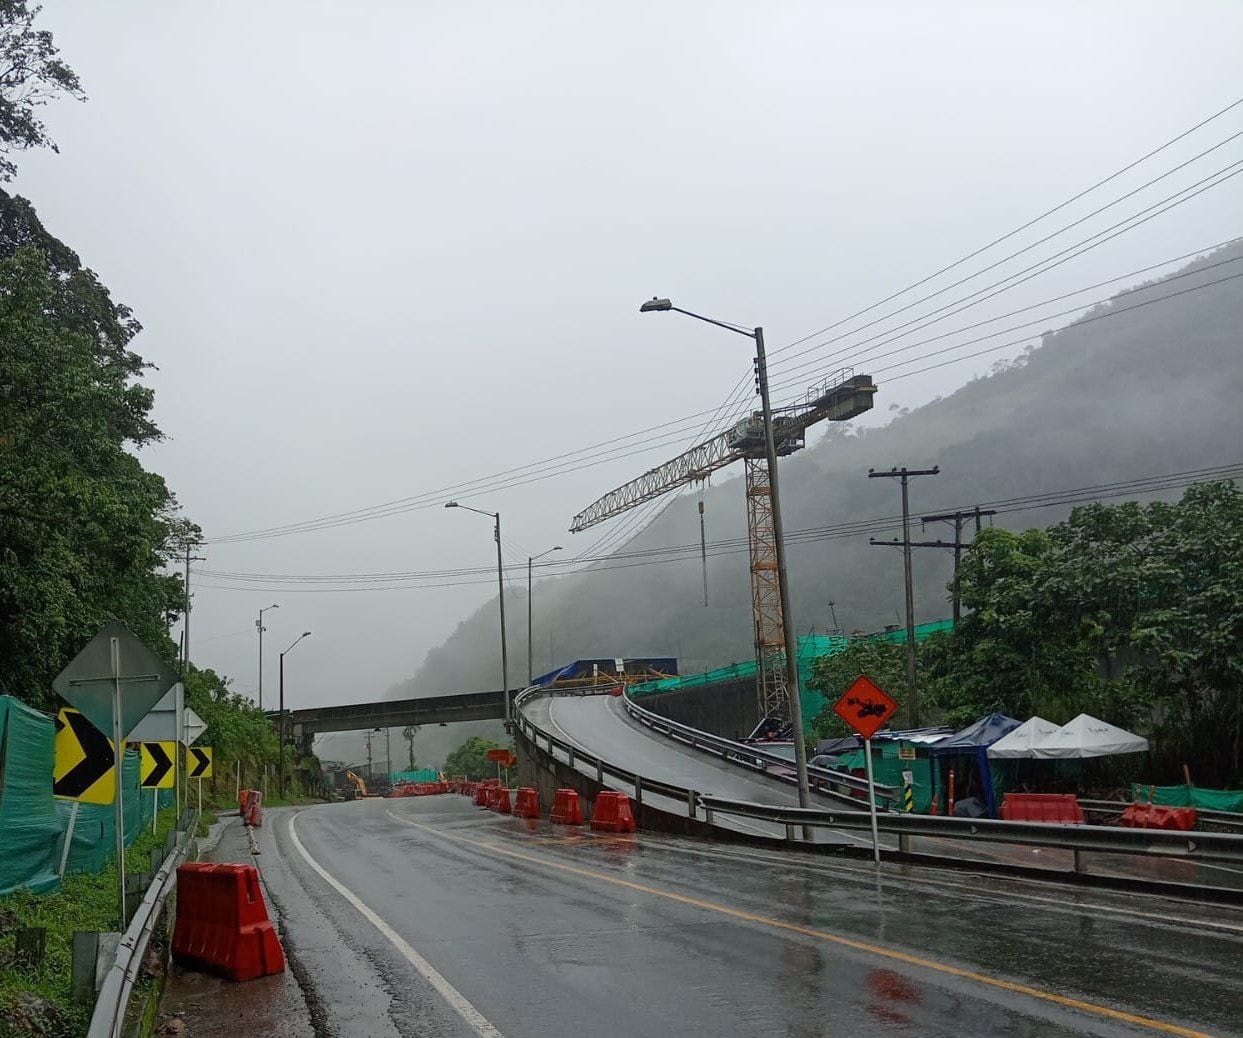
[571,370,877,727]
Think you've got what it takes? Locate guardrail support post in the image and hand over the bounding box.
[71,932,99,1005]
[1074,849,1087,874]
[568,746,575,767]
[689,791,698,819]
[785,824,796,842]
[597,760,603,783]
[634,776,642,805]
[898,834,912,854]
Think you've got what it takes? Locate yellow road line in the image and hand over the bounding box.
[385,808,1215,1038]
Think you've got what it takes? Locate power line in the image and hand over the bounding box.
[767,160,1243,396]
[878,268,1243,383]
[765,240,1241,394]
[770,93,1243,359]
[192,464,1243,593]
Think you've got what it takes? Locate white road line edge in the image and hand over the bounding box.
[287,811,504,1038]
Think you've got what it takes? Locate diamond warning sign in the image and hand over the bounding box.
[833,674,898,740]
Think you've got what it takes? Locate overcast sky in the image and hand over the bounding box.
[18,2,1243,713]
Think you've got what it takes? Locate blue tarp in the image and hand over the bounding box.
[929,713,1021,818]
[531,657,678,688]
[929,713,1021,756]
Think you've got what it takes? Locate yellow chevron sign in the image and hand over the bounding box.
[140,742,176,789]
[53,708,117,804]
[188,745,212,779]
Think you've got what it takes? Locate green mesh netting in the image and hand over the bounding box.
[0,696,63,895]
[0,696,177,894]
[1130,783,1243,813]
[629,621,955,732]
[390,768,440,783]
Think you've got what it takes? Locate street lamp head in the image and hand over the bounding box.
[302,630,312,638]
[444,500,459,509]
[552,545,563,551]
[640,297,672,313]
[268,603,279,610]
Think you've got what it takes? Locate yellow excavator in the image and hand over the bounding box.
[345,770,369,800]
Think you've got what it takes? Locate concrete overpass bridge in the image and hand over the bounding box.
[288,689,508,753]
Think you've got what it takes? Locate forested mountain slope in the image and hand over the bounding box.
[394,243,1243,698]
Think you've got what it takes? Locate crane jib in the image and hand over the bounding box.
[569,374,876,533]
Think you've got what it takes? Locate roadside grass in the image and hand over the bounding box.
[0,807,181,1038]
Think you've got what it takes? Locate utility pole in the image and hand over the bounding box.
[698,498,708,607]
[365,730,374,780]
[527,546,561,686]
[255,603,279,711]
[179,540,204,821]
[828,600,841,637]
[868,466,939,728]
[920,507,997,621]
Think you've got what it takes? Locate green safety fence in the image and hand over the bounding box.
[629,621,955,731]
[1130,783,1243,813]
[390,768,440,783]
[0,695,175,896]
[836,745,935,812]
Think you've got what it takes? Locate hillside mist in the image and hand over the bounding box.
[392,243,1243,699]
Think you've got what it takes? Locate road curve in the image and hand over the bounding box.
[522,692,867,844]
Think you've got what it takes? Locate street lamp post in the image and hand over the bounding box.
[256,603,279,711]
[528,546,562,685]
[279,630,311,797]
[640,297,813,818]
[446,501,512,729]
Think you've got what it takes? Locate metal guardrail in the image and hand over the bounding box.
[514,687,1243,887]
[86,812,198,1038]
[698,796,1243,865]
[619,691,900,806]
[514,688,704,817]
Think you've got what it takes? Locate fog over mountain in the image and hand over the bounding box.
[392,242,1243,703]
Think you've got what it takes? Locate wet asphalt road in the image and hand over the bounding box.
[251,796,1243,1038]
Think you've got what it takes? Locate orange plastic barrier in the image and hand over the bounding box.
[590,791,636,833]
[513,787,540,818]
[549,789,584,826]
[1000,792,1083,824]
[474,784,490,807]
[172,863,285,981]
[243,790,264,828]
[238,789,258,818]
[1120,803,1197,830]
[494,787,513,814]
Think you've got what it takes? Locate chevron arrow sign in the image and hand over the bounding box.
[53,708,117,803]
[188,746,213,779]
[140,741,176,789]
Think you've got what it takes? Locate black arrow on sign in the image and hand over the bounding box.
[188,747,210,779]
[142,743,173,788]
[55,711,115,798]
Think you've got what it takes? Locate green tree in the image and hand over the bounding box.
[443,736,505,781]
[807,637,911,740]
[0,2,85,180]
[183,663,279,790]
[923,481,1243,783]
[0,213,190,706]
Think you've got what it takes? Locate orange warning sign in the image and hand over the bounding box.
[833,675,898,739]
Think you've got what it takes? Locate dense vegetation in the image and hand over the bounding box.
[443,735,507,780]
[807,481,1243,786]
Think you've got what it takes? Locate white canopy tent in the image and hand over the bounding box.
[986,716,1062,759]
[1030,713,1149,759]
